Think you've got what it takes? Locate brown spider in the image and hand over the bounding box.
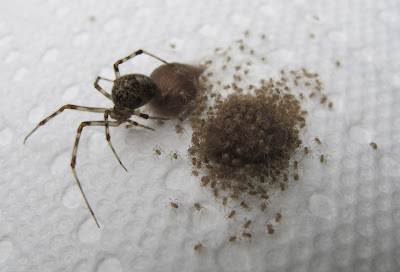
[23,49,169,228]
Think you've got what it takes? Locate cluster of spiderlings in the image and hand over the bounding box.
[189,80,303,197]
[187,31,333,212]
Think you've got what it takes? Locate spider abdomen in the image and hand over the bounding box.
[112,74,158,110]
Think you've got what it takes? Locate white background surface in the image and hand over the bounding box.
[1,0,400,271]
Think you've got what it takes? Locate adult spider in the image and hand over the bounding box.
[24,49,169,228]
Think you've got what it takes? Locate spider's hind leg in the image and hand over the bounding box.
[71,120,121,228]
[104,110,127,171]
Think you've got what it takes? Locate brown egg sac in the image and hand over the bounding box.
[148,63,205,117]
[190,92,303,190]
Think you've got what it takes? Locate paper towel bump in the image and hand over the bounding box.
[356,183,375,199]
[357,201,374,218]
[379,155,400,176]
[50,152,69,175]
[378,70,400,88]
[290,239,312,261]
[395,249,400,268]
[269,49,295,63]
[375,213,392,231]
[340,172,358,187]
[12,66,29,82]
[308,194,335,219]
[49,234,65,251]
[333,246,352,266]
[0,128,12,146]
[375,195,391,211]
[334,225,354,245]
[73,260,90,272]
[373,254,394,272]
[327,31,347,44]
[0,34,12,48]
[61,85,80,101]
[264,248,288,268]
[104,18,122,33]
[96,257,122,272]
[41,48,59,63]
[393,209,400,225]
[62,186,82,208]
[164,164,193,191]
[217,244,251,271]
[356,219,375,238]
[198,24,218,37]
[308,254,330,272]
[378,9,399,24]
[4,49,20,64]
[355,237,374,258]
[27,106,45,124]
[78,219,101,243]
[138,232,158,249]
[55,6,70,17]
[73,32,90,47]
[230,13,251,26]
[341,156,358,170]
[0,240,14,264]
[313,233,333,252]
[348,125,371,143]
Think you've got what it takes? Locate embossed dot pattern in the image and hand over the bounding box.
[1,0,399,271]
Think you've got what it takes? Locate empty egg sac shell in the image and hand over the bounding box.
[148,63,204,117]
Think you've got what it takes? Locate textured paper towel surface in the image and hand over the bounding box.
[1,0,400,271]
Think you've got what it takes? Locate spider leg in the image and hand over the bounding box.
[125,119,155,131]
[24,105,108,144]
[104,110,127,171]
[71,120,121,228]
[134,111,169,121]
[113,49,168,78]
[94,76,113,100]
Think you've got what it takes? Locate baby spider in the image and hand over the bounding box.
[194,242,204,252]
[275,212,282,223]
[193,202,205,212]
[168,151,181,160]
[240,201,251,210]
[153,145,165,159]
[229,235,238,242]
[175,124,185,135]
[302,146,314,158]
[266,224,275,235]
[242,232,253,240]
[167,198,181,212]
[23,49,170,228]
[227,210,236,219]
[313,137,327,147]
[243,219,252,230]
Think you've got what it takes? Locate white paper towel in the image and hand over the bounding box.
[1,0,399,271]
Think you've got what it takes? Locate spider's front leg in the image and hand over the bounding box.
[113,49,168,78]
[23,105,109,144]
[94,76,113,100]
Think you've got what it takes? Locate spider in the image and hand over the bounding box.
[24,49,170,228]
